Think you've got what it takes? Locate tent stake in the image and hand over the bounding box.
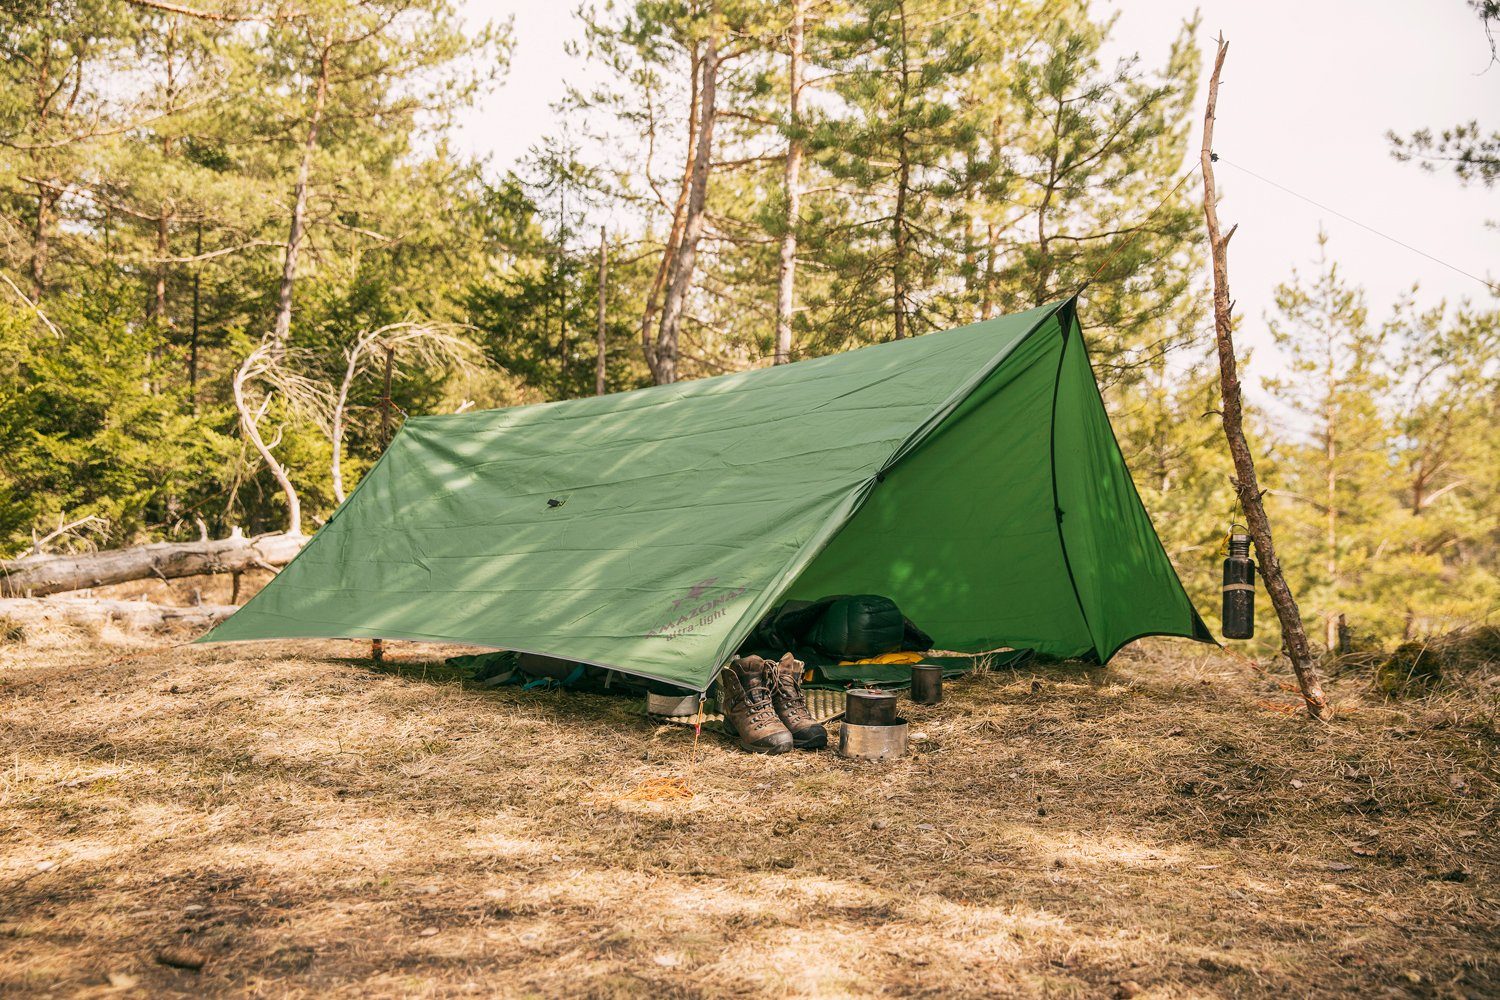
[1200,34,1330,720]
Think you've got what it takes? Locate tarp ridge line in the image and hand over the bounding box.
[705,298,1076,675]
[1060,308,1219,660]
[1046,299,1102,661]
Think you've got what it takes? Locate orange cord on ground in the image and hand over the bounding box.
[621,697,704,802]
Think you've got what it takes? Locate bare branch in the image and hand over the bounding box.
[0,272,63,338]
[329,323,488,502]
[121,0,300,22]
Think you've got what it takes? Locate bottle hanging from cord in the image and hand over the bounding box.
[1222,524,1255,639]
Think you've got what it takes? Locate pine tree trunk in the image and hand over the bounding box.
[642,45,703,381]
[654,28,718,385]
[774,0,804,365]
[154,37,177,327]
[29,49,54,298]
[1325,390,1338,645]
[31,182,52,298]
[981,116,1001,320]
[189,221,202,403]
[271,33,332,354]
[596,225,608,395]
[891,0,911,341]
[152,200,172,323]
[1199,35,1330,721]
[982,222,997,320]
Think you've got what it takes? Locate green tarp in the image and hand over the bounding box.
[203,298,1212,689]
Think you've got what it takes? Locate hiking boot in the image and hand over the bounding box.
[770,652,828,750]
[720,656,794,754]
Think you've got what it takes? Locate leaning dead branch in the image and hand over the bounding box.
[1200,34,1330,721]
[0,272,63,338]
[27,515,109,557]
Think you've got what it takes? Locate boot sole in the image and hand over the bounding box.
[791,728,828,750]
[722,720,794,754]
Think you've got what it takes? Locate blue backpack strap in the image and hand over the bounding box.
[522,663,589,690]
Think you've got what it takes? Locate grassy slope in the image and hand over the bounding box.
[0,630,1496,998]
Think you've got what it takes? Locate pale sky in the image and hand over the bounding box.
[453,1,1497,385]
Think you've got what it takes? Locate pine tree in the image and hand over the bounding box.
[805,0,980,344]
[984,4,1202,385]
[1374,298,1500,636]
[1263,234,1394,645]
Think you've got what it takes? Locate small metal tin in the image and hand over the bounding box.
[646,690,701,717]
[845,688,899,726]
[838,718,910,760]
[910,664,943,704]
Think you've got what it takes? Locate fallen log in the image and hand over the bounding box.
[0,596,239,631]
[0,529,305,598]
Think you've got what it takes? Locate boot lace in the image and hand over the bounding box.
[771,660,809,713]
[743,676,781,728]
[724,661,781,728]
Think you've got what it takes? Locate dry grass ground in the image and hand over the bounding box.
[1,618,1496,998]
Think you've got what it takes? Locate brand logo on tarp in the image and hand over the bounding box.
[646,577,749,641]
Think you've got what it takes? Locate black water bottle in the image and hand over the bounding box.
[1222,528,1255,639]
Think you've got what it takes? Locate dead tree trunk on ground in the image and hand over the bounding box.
[1200,34,1330,721]
[0,596,239,631]
[0,530,305,598]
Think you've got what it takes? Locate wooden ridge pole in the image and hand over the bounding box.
[1199,34,1330,721]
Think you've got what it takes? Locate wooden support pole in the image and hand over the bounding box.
[379,343,394,440]
[1200,34,1330,720]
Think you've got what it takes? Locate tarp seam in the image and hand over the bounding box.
[706,299,1074,677]
[1062,308,1218,660]
[1047,299,1102,661]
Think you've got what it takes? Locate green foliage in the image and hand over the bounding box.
[462,161,649,400]
[1375,641,1446,695]
[0,295,238,549]
[1375,626,1500,696]
[1388,120,1500,188]
[0,0,521,549]
[1261,234,1499,645]
[804,0,980,342]
[1387,2,1497,217]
